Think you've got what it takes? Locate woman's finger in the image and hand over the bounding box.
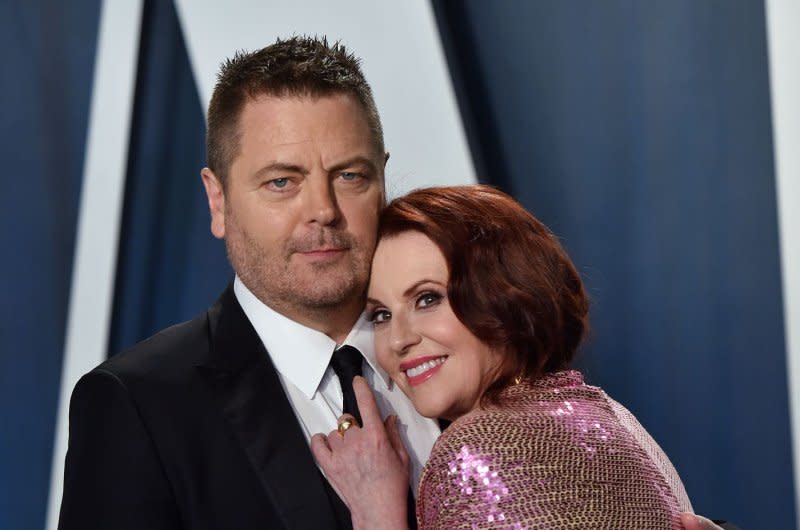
[352,375,382,428]
[679,513,725,530]
[309,433,332,468]
[326,428,346,450]
[384,415,410,467]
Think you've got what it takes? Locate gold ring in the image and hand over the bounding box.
[337,414,357,437]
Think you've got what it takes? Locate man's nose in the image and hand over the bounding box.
[304,178,340,226]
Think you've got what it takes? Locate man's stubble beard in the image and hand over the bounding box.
[224,214,371,314]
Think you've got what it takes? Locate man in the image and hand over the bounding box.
[58,36,729,530]
[59,36,435,530]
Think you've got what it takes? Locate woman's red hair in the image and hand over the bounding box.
[378,185,589,404]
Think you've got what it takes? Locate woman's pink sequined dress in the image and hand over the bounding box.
[416,371,692,529]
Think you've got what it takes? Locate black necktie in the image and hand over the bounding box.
[330,345,363,426]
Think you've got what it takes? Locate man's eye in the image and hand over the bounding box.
[416,291,442,309]
[340,172,361,181]
[269,178,290,189]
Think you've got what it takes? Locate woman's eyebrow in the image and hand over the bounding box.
[366,296,383,307]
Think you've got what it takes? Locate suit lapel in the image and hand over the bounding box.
[197,284,344,529]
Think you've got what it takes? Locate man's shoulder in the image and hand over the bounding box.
[95,310,211,383]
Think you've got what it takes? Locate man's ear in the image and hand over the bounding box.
[201,167,226,239]
[380,152,390,205]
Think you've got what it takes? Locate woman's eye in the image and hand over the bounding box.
[416,291,442,309]
[369,309,391,324]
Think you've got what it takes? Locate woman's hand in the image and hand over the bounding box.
[680,513,730,530]
[311,376,411,530]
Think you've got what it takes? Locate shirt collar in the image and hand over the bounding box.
[233,276,392,399]
[342,311,393,390]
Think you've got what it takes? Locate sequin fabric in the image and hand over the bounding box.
[416,371,692,529]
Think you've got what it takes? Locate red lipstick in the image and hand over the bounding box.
[399,355,447,387]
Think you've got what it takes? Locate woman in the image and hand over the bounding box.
[313,185,693,529]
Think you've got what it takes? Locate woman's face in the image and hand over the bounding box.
[367,231,502,421]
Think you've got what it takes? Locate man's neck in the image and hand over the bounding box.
[291,299,364,344]
[241,284,364,343]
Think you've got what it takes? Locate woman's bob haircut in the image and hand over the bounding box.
[377,185,589,405]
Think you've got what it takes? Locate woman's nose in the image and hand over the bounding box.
[389,314,421,354]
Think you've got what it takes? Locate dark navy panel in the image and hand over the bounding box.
[107,0,230,355]
[434,1,791,528]
[0,2,102,529]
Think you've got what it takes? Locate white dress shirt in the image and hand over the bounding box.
[234,276,441,492]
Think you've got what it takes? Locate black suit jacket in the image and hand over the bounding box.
[58,284,353,529]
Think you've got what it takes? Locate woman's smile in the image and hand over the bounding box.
[399,355,448,386]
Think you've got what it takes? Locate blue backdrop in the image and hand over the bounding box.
[0,3,101,529]
[108,0,229,355]
[433,2,792,528]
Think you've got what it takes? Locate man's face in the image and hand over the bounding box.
[202,94,385,325]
